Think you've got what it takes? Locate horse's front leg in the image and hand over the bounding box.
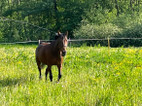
[57,64,62,82]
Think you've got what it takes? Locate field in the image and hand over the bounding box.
[0,45,142,106]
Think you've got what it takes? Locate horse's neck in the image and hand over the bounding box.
[51,41,61,56]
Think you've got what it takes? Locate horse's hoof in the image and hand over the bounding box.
[39,77,42,80]
[56,81,60,83]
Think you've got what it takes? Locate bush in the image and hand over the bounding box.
[74,23,122,39]
[73,13,142,47]
[0,31,3,41]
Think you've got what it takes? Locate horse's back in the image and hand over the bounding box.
[36,42,50,55]
[40,42,51,46]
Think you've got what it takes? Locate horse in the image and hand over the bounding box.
[35,31,68,82]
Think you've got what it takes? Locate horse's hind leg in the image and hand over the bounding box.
[45,66,53,81]
[36,59,42,79]
[38,66,42,79]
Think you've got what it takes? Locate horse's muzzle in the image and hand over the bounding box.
[62,51,66,57]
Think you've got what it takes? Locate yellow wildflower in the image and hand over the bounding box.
[17,61,22,64]
[116,72,120,75]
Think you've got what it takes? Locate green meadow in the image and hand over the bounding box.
[0,45,142,106]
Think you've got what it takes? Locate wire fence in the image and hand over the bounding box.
[0,17,56,42]
[0,17,142,47]
[0,38,142,47]
[0,17,56,34]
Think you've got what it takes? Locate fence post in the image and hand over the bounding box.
[108,37,110,56]
[108,37,110,48]
[69,38,71,47]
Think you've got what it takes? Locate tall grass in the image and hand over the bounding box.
[0,45,142,105]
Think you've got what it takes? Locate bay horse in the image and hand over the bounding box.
[35,31,68,82]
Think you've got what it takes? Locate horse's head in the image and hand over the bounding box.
[55,31,68,56]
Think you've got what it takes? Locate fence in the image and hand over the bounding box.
[0,17,56,42]
[0,37,142,47]
[0,17,142,47]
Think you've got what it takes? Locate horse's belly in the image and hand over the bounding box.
[40,57,61,65]
[49,58,61,65]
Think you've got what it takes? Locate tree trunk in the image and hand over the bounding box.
[137,0,140,12]
[115,0,119,16]
[0,3,2,15]
[7,0,11,9]
[130,0,134,11]
[54,0,60,30]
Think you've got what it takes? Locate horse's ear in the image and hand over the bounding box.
[58,30,61,35]
[65,31,68,37]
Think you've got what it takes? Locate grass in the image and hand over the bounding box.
[0,45,142,106]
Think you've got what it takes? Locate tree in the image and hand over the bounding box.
[0,0,142,43]
[115,0,120,16]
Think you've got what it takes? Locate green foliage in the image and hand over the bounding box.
[0,45,142,105]
[74,11,142,46]
[57,0,86,35]
[0,0,142,46]
[0,31,3,41]
[115,13,142,38]
[74,23,122,39]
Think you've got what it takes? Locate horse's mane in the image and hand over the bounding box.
[51,38,61,51]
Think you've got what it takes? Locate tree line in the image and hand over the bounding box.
[0,0,142,46]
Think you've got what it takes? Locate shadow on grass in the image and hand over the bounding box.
[0,73,37,87]
[0,77,28,87]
